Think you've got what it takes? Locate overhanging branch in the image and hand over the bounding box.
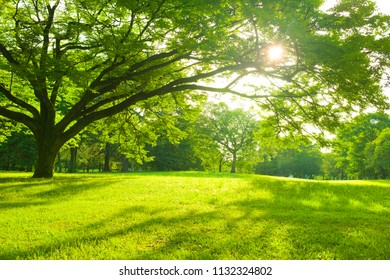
[0,83,40,119]
[0,106,37,134]
[0,43,20,66]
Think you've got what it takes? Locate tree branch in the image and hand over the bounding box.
[81,94,131,116]
[89,50,180,91]
[0,83,40,119]
[56,49,185,133]
[0,43,20,66]
[31,2,60,123]
[0,106,37,134]
[138,0,167,39]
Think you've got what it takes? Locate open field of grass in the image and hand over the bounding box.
[0,171,389,260]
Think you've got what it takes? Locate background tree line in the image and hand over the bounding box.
[1,103,389,179]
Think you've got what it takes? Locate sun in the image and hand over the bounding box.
[266,45,284,62]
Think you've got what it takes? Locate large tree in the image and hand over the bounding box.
[0,0,389,177]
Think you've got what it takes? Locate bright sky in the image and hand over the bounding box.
[375,0,390,13]
[322,0,390,14]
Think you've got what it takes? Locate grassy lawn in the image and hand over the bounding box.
[0,171,389,260]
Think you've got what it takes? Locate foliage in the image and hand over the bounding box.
[255,145,322,178]
[0,129,36,171]
[145,137,203,171]
[188,117,226,172]
[0,118,18,142]
[321,152,344,180]
[333,112,390,179]
[364,128,390,179]
[195,102,259,173]
[0,0,389,177]
[140,106,205,171]
[76,130,105,172]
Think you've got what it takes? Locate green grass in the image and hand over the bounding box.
[0,171,389,260]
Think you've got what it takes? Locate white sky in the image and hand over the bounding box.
[374,0,390,13]
[322,0,390,14]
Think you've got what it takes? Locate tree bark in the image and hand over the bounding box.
[230,152,237,173]
[68,147,78,173]
[219,156,225,173]
[121,155,129,172]
[33,152,57,178]
[33,137,62,178]
[57,151,62,173]
[103,142,111,172]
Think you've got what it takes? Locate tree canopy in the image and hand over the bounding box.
[197,102,258,173]
[0,0,389,177]
[332,112,390,179]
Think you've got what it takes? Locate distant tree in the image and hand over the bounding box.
[198,103,258,173]
[291,146,322,178]
[77,131,104,172]
[61,136,80,173]
[188,113,227,172]
[143,103,204,171]
[334,113,390,179]
[145,137,202,171]
[0,118,17,143]
[321,152,343,180]
[1,0,388,178]
[0,129,36,171]
[365,128,390,179]
[254,159,278,176]
[255,145,322,178]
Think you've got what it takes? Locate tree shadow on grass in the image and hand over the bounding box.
[0,175,122,210]
[0,201,49,210]
[0,178,53,191]
[225,178,390,259]
[1,176,389,259]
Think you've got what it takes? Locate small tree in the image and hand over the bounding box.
[198,103,258,173]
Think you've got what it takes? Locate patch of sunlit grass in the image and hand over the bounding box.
[0,172,389,260]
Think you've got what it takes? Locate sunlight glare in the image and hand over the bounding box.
[267,45,284,62]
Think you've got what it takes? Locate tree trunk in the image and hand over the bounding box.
[5,155,10,171]
[219,157,224,173]
[33,152,57,178]
[56,151,63,173]
[33,141,61,178]
[103,142,111,172]
[68,147,78,173]
[121,155,129,172]
[230,152,237,173]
